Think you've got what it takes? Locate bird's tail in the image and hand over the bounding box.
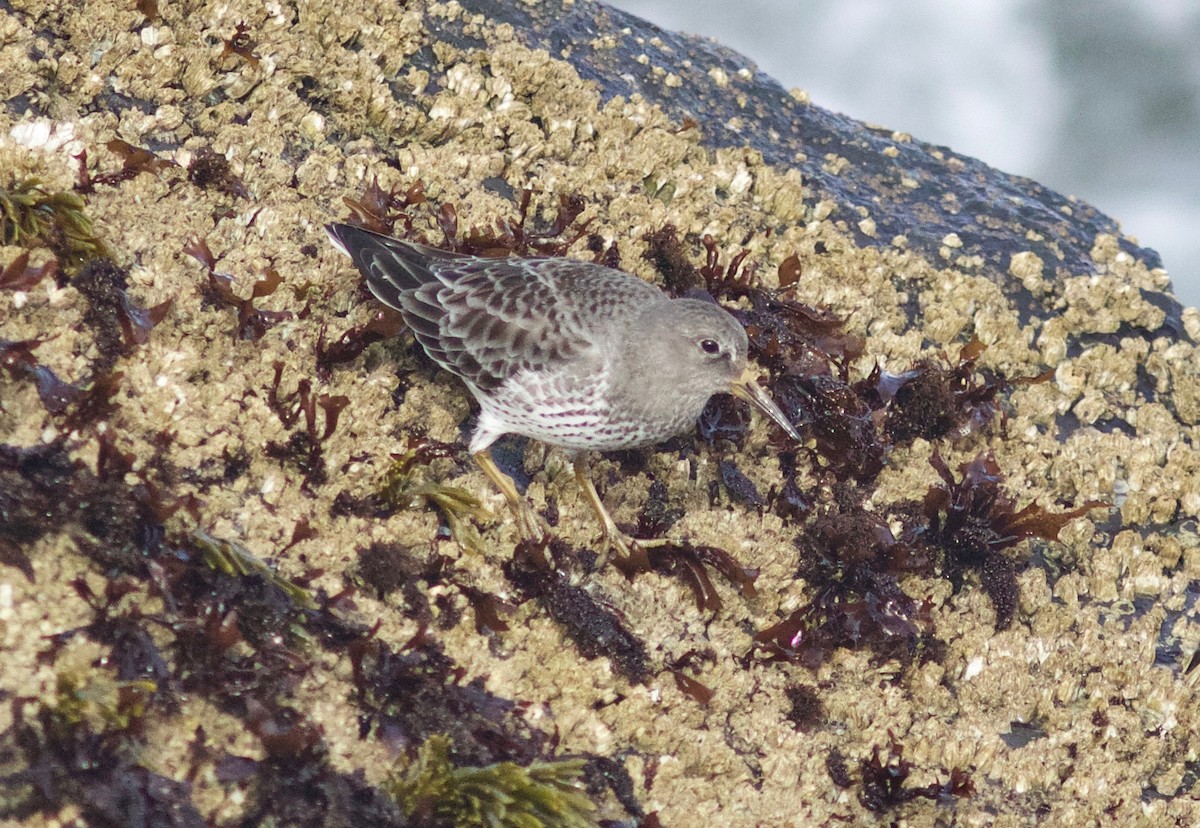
[324,223,460,310]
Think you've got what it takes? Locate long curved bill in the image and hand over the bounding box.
[730,367,802,442]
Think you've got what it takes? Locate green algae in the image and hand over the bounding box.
[386,734,597,828]
[0,177,108,268]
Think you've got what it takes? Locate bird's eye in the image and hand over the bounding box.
[699,338,721,355]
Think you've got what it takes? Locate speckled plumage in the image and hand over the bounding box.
[326,223,799,566]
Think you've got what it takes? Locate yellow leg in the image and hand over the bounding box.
[473,450,546,543]
[573,454,628,569]
[573,454,669,570]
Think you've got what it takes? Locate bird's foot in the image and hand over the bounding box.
[474,448,553,552]
[592,527,670,572]
[512,501,551,547]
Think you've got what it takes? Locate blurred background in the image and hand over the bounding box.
[608,0,1200,308]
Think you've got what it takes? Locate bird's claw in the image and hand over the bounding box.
[513,502,551,546]
[592,527,669,572]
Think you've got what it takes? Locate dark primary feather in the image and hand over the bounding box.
[325,223,462,306]
[325,223,666,394]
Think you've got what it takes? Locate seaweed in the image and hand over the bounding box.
[0,428,322,706]
[736,290,862,376]
[505,543,651,682]
[584,232,621,268]
[581,755,644,821]
[620,476,760,611]
[221,21,261,67]
[349,632,548,766]
[60,369,124,433]
[341,177,429,236]
[386,734,596,828]
[280,516,318,555]
[920,450,1105,630]
[750,485,935,669]
[165,560,315,705]
[0,673,204,826]
[262,361,350,493]
[355,541,431,601]
[245,699,323,760]
[208,717,403,827]
[183,235,294,341]
[640,225,759,299]
[186,147,249,199]
[826,750,852,789]
[696,392,751,448]
[697,233,759,298]
[45,672,158,738]
[635,479,684,538]
[0,338,83,416]
[341,181,591,261]
[671,671,715,705]
[370,437,488,552]
[777,253,803,288]
[864,338,1008,444]
[3,257,171,439]
[331,435,464,518]
[188,528,315,610]
[116,521,359,717]
[615,540,758,613]
[178,445,251,490]
[0,250,58,290]
[856,737,975,813]
[455,582,513,635]
[0,395,635,828]
[351,542,510,633]
[74,140,177,193]
[783,684,824,731]
[772,372,885,483]
[433,189,591,258]
[642,224,703,295]
[0,432,168,578]
[771,451,814,524]
[72,258,171,374]
[315,308,406,379]
[718,458,765,507]
[0,177,108,269]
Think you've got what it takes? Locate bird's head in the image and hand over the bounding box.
[632,298,800,441]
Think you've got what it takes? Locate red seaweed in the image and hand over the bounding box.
[184,236,293,342]
[921,450,1105,629]
[0,251,58,290]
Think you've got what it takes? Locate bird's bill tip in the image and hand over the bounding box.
[730,369,801,442]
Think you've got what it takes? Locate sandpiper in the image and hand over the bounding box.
[326,223,799,566]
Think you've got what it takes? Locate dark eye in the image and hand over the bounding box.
[699,338,721,355]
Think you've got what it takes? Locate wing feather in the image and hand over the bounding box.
[402,258,663,393]
[329,224,668,394]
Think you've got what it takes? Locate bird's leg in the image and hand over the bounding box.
[573,454,667,570]
[472,450,547,544]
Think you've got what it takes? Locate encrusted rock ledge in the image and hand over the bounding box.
[2,0,1199,825]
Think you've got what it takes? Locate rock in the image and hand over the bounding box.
[2,1,1199,825]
